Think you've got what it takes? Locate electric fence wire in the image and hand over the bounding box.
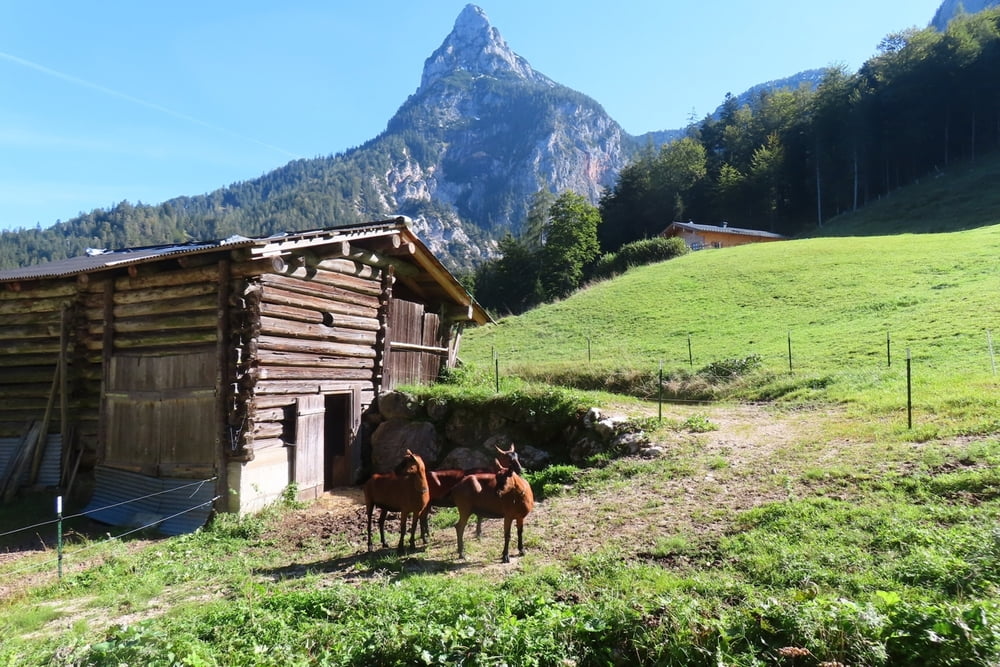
[0,476,217,539]
[1,494,221,580]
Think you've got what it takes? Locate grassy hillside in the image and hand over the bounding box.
[3,160,1000,665]
[807,152,1000,237]
[461,223,1000,439]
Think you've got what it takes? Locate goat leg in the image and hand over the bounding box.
[418,508,430,545]
[396,512,408,555]
[455,511,469,559]
[516,517,526,557]
[408,510,420,550]
[501,517,513,563]
[378,508,390,548]
[366,505,375,552]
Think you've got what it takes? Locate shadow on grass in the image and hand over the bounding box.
[255,543,479,582]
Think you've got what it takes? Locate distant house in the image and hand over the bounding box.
[661,221,788,249]
[0,218,488,530]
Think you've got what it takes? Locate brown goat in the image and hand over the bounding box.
[415,468,487,542]
[363,449,430,555]
[451,445,534,563]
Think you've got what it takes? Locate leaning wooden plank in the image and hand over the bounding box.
[0,421,40,502]
[29,359,60,483]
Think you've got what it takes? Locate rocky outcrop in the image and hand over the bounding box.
[369,4,635,268]
[365,390,652,474]
[931,0,1000,31]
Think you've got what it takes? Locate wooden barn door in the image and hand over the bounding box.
[103,351,217,477]
[293,395,325,496]
[293,391,360,498]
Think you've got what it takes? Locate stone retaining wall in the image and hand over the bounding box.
[363,390,650,475]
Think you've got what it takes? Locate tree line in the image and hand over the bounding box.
[600,9,1000,248]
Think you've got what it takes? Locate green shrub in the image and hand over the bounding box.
[527,464,580,500]
[592,237,689,280]
[699,354,763,382]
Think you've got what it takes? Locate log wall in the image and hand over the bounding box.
[1,235,468,500]
[230,256,389,457]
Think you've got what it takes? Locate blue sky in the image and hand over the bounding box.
[0,0,944,233]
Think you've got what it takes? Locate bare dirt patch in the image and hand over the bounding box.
[258,403,833,573]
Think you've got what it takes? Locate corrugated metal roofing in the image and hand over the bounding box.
[83,466,218,536]
[0,217,491,324]
[0,219,407,283]
[0,435,61,488]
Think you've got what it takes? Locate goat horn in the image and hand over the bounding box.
[495,444,515,454]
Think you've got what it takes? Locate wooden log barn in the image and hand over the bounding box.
[0,218,488,531]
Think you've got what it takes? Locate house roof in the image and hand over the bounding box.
[663,221,788,240]
[0,217,490,324]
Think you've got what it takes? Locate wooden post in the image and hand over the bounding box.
[906,348,912,430]
[787,330,793,373]
[59,303,69,487]
[658,360,663,423]
[988,329,997,376]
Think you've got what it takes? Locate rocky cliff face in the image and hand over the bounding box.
[362,4,635,267]
[418,5,549,92]
[931,0,1000,30]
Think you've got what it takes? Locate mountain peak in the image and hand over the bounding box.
[418,4,550,92]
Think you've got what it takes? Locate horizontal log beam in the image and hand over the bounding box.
[257,285,379,319]
[389,341,449,355]
[256,366,374,381]
[258,302,380,332]
[256,351,374,369]
[260,274,381,310]
[113,331,218,349]
[255,334,376,358]
[115,264,219,291]
[251,379,371,396]
[0,283,76,301]
[258,315,377,345]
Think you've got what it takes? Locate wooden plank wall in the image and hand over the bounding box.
[85,264,222,478]
[385,298,445,388]
[0,282,80,444]
[231,256,387,456]
[0,262,224,477]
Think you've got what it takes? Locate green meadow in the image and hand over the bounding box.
[3,163,1000,664]
[462,224,1000,440]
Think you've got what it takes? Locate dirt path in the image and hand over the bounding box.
[262,402,832,571]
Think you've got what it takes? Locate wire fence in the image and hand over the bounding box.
[484,326,1000,416]
[0,477,218,584]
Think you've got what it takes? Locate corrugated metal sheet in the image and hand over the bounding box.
[0,220,406,282]
[83,466,217,536]
[665,221,788,239]
[0,435,62,488]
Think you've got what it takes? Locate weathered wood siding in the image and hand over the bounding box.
[92,265,223,480]
[230,257,386,460]
[0,284,75,439]
[385,298,446,388]
[104,351,216,476]
[0,281,93,489]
